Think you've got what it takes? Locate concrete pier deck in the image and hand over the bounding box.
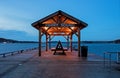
[0,49,120,78]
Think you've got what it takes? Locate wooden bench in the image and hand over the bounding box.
[51,41,67,55]
[51,47,67,55]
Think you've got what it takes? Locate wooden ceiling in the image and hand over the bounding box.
[32,10,88,36]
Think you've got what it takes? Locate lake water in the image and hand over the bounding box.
[0,43,38,53]
[0,43,120,60]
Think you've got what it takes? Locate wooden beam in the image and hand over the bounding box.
[48,30,71,33]
[63,36,67,40]
[41,28,47,34]
[68,27,78,37]
[40,27,51,35]
[52,17,57,23]
[50,34,69,36]
[41,33,44,36]
[37,24,79,27]
[63,35,70,49]
[58,13,62,24]
[62,17,67,23]
[37,23,44,27]
[46,27,51,32]
[50,36,55,41]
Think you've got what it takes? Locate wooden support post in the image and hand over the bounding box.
[39,30,41,56]
[67,36,69,49]
[78,27,80,57]
[46,34,48,51]
[70,34,73,52]
[49,35,51,49]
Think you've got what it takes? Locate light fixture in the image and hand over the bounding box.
[66,33,69,35]
[49,32,52,35]
[58,27,61,30]
[44,27,48,30]
[71,27,75,30]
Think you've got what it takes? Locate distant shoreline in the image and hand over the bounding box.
[0,41,118,44]
[0,38,120,44]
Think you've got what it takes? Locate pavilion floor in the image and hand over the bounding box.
[0,49,120,78]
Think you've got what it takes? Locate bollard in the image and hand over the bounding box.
[3,54,6,57]
[11,52,14,55]
[21,50,24,53]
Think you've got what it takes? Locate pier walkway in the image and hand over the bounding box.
[0,49,120,78]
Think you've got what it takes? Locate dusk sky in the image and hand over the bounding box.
[0,0,120,41]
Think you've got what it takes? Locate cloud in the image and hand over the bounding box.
[0,14,37,36]
[0,5,38,36]
[0,30,38,41]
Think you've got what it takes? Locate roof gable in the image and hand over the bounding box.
[32,10,88,27]
[31,10,88,36]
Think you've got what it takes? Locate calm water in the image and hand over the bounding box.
[0,43,120,60]
[0,43,38,53]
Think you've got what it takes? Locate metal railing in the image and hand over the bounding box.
[0,47,38,57]
[104,52,120,68]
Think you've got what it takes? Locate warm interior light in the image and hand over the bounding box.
[44,27,48,30]
[58,27,61,30]
[71,27,75,30]
[58,14,61,17]
[66,33,69,35]
[49,32,52,35]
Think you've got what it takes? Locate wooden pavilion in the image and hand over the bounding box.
[32,10,88,57]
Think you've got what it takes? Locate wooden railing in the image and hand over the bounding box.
[0,47,38,57]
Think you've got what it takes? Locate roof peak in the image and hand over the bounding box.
[32,10,88,27]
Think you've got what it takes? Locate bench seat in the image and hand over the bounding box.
[51,47,67,55]
[51,48,68,51]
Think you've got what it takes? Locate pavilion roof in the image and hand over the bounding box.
[32,10,88,36]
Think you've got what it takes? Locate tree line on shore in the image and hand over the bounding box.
[0,38,38,43]
[0,38,120,43]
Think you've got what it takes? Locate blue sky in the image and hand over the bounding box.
[0,0,120,41]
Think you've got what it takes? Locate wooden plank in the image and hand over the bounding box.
[68,27,78,37]
[49,34,69,36]
[52,17,57,23]
[62,17,67,23]
[63,36,67,40]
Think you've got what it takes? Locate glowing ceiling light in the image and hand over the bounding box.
[44,27,48,30]
[71,27,75,30]
[49,32,52,35]
[58,27,61,30]
[66,33,69,35]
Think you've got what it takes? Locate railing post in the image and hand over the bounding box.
[103,53,105,67]
[21,50,23,53]
[109,53,111,68]
[11,52,14,55]
[3,54,5,57]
